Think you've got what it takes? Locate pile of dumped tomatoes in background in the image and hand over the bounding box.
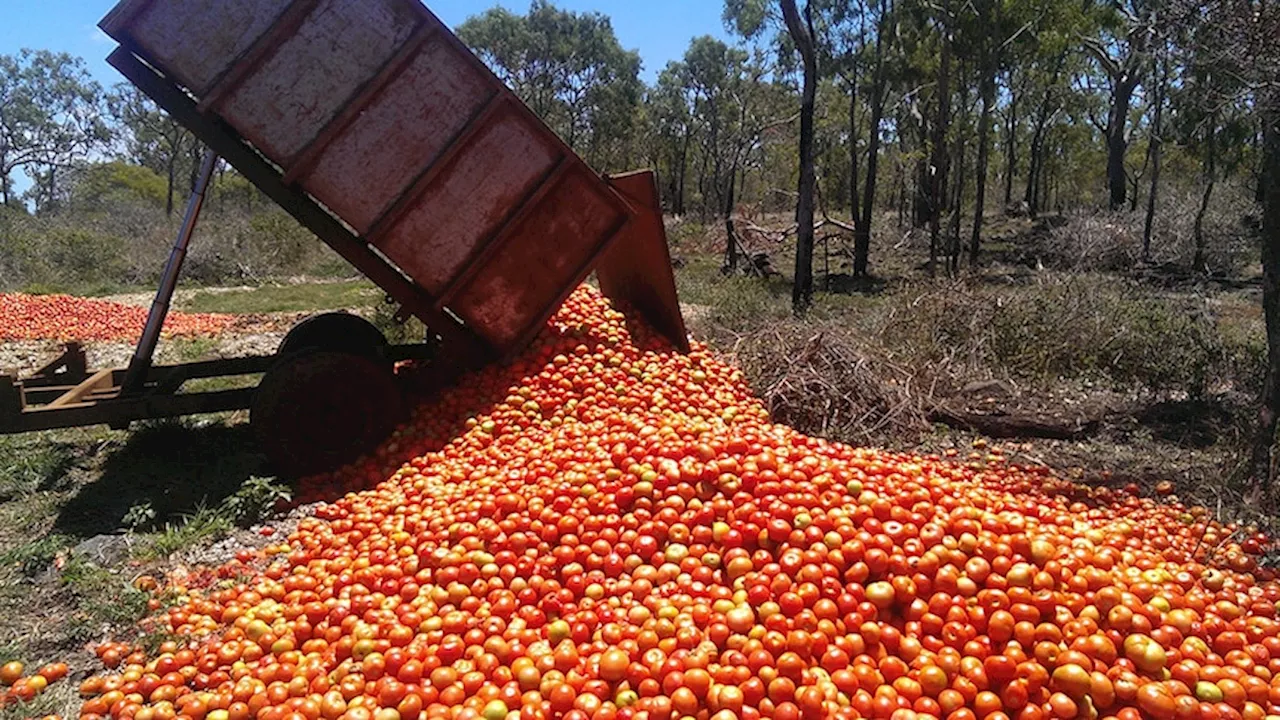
[22,285,1280,720]
[0,293,235,342]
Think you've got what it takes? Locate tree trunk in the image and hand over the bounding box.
[857,81,886,277]
[950,127,966,276]
[1142,60,1166,263]
[970,65,995,266]
[849,78,861,241]
[896,159,906,228]
[1003,73,1018,208]
[1252,106,1280,494]
[1107,76,1139,210]
[928,0,952,277]
[1024,57,1063,217]
[0,148,9,207]
[674,127,689,216]
[698,147,711,222]
[783,0,818,313]
[1193,113,1217,273]
[914,158,930,228]
[166,150,177,217]
[723,165,738,271]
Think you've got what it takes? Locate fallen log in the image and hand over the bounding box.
[928,405,1101,440]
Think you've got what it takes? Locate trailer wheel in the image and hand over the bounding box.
[251,350,403,478]
[278,312,389,361]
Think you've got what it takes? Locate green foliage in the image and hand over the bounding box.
[65,161,167,211]
[0,49,111,212]
[0,534,72,575]
[0,212,129,289]
[122,501,157,530]
[370,300,428,345]
[139,504,233,559]
[883,277,1235,395]
[220,476,291,526]
[108,83,199,213]
[0,434,76,501]
[59,556,150,629]
[182,279,378,314]
[458,1,642,170]
[134,476,288,559]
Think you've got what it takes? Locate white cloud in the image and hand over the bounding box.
[87,24,112,46]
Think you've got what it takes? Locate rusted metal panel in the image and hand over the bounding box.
[281,24,438,185]
[301,36,492,233]
[597,171,691,352]
[108,0,291,95]
[106,48,491,363]
[452,168,624,347]
[219,0,420,161]
[196,0,322,114]
[100,0,686,362]
[373,110,559,296]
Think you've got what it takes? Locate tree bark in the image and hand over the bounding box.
[1025,55,1064,217]
[853,11,890,277]
[783,0,818,313]
[165,150,176,217]
[1142,59,1166,263]
[928,0,951,276]
[849,77,861,245]
[970,64,996,266]
[723,163,738,271]
[675,126,689,216]
[1106,74,1140,210]
[950,124,966,276]
[1003,72,1018,208]
[1252,106,1280,494]
[1193,112,1217,273]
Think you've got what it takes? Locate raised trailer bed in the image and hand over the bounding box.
[0,0,688,476]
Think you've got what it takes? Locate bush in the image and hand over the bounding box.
[727,323,929,446]
[1040,181,1258,275]
[0,198,348,292]
[881,275,1235,396]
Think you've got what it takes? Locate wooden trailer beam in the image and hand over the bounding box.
[1,388,257,434]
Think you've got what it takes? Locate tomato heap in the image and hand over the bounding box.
[72,286,1280,720]
[0,293,234,341]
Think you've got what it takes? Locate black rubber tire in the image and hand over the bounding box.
[277,312,389,362]
[251,350,403,478]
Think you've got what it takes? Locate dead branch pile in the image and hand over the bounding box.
[726,324,931,446]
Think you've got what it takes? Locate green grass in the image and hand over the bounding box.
[136,475,289,559]
[167,336,221,362]
[0,434,78,502]
[181,279,379,313]
[0,534,72,575]
[60,556,151,637]
[0,678,79,720]
[137,504,234,559]
[16,280,148,298]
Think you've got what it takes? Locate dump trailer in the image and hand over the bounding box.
[0,0,688,476]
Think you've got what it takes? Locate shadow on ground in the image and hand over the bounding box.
[54,420,269,537]
[819,273,890,296]
[1136,398,1243,449]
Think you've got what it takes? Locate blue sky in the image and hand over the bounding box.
[0,0,732,89]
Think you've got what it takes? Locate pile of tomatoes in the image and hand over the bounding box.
[68,286,1280,720]
[0,659,69,706]
[0,293,234,342]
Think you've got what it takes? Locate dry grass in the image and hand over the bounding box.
[725,324,931,447]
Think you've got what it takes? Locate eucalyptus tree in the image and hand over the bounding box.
[0,49,110,211]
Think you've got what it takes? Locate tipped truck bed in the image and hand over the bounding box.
[99,0,687,361]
